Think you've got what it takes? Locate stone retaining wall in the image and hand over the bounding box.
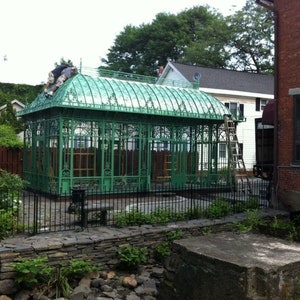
[0,209,288,296]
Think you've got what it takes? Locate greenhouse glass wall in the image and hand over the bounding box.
[19,73,233,195]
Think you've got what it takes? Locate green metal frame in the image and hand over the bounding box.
[20,73,233,195]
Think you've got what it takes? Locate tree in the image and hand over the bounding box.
[103,2,274,75]
[0,82,42,106]
[225,0,274,74]
[0,125,22,148]
[177,6,231,68]
[55,58,74,67]
[0,101,23,133]
[105,6,229,76]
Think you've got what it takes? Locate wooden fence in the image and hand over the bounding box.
[0,146,22,176]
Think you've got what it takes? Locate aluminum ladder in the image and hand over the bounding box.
[224,114,252,195]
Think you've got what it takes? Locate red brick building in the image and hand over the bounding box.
[258,0,300,210]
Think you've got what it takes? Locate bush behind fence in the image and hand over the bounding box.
[0,179,270,237]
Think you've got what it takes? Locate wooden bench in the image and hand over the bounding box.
[82,204,114,226]
[68,202,114,227]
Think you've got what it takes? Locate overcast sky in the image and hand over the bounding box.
[0,0,246,85]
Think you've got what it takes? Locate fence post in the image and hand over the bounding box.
[70,188,86,228]
[33,193,39,235]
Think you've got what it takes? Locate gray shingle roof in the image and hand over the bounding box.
[170,62,274,95]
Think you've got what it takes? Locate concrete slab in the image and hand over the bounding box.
[160,232,300,300]
[176,232,300,270]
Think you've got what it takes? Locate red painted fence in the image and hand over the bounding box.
[0,146,22,176]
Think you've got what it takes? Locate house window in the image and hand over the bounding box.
[224,102,244,120]
[256,98,268,111]
[294,95,300,163]
[219,143,226,159]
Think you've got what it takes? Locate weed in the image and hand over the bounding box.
[201,226,212,236]
[116,245,148,270]
[166,230,183,241]
[114,208,186,227]
[185,205,203,219]
[154,230,183,262]
[154,241,172,261]
[12,256,53,290]
[12,256,101,298]
[205,198,231,219]
[234,209,263,233]
[233,197,260,213]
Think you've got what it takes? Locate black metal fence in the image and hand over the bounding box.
[0,178,271,236]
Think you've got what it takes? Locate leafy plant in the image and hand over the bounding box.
[114,208,186,228]
[270,216,292,230]
[0,169,28,239]
[0,125,23,147]
[185,205,204,219]
[154,230,183,262]
[12,256,102,298]
[51,259,101,297]
[0,169,26,208]
[166,230,183,242]
[205,198,231,219]
[12,256,53,290]
[0,210,18,239]
[63,258,101,279]
[116,244,148,270]
[233,197,260,213]
[245,209,263,228]
[154,241,172,261]
[269,216,298,241]
[234,209,263,233]
[201,226,212,236]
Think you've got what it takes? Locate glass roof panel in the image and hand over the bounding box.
[19,73,231,121]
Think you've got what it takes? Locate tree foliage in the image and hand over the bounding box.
[0,82,42,106]
[106,6,229,75]
[0,101,23,133]
[104,2,274,75]
[0,125,22,148]
[226,0,274,74]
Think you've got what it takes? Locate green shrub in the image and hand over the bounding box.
[0,169,28,239]
[232,197,260,213]
[0,210,18,239]
[154,241,171,261]
[12,256,53,290]
[185,205,204,219]
[117,245,148,270]
[12,257,102,298]
[114,208,184,227]
[154,230,183,262]
[234,209,264,233]
[0,125,23,147]
[0,169,26,209]
[62,258,101,279]
[205,198,231,219]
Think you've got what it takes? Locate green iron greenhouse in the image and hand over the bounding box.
[19,72,233,195]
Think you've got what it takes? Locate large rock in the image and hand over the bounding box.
[0,280,17,295]
[160,232,300,300]
[278,189,300,211]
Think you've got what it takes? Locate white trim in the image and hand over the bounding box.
[289,88,300,96]
[198,87,274,99]
[0,99,25,112]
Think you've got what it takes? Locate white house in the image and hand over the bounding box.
[0,99,25,140]
[0,99,25,114]
[158,62,274,171]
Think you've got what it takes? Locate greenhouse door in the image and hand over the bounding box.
[171,141,187,187]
